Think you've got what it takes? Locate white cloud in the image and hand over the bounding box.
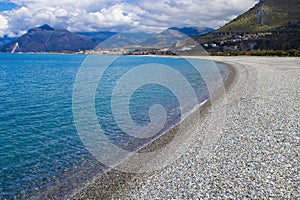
[54,8,68,18]
[0,14,8,37]
[136,0,259,28]
[0,0,259,37]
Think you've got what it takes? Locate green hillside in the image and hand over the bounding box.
[196,0,300,52]
[217,0,300,32]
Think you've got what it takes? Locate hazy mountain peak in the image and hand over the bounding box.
[38,24,55,31]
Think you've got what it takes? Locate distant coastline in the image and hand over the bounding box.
[3,49,300,57]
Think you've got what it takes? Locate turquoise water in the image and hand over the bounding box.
[0,54,230,198]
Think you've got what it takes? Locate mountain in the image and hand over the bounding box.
[140,29,189,48]
[0,25,214,53]
[95,27,213,50]
[169,27,214,37]
[76,31,118,42]
[217,0,300,32]
[0,24,99,52]
[197,0,300,52]
[0,36,15,47]
[141,27,214,48]
[96,32,154,49]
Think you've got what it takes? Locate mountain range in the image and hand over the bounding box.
[0,25,213,53]
[96,27,213,49]
[76,31,118,42]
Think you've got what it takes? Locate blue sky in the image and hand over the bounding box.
[0,1,18,12]
[0,0,259,37]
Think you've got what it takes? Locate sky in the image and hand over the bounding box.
[0,0,259,37]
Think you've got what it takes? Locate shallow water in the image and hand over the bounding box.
[0,54,230,198]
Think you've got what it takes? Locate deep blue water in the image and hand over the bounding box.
[0,54,230,199]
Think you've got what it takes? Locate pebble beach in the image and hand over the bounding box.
[73,56,299,199]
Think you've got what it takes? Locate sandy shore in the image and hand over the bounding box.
[72,56,299,199]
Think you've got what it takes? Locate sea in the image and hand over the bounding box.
[0,54,230,199]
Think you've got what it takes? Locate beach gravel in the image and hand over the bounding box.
[73,57,299,199]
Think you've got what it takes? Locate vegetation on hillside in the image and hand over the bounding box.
[217,0,300,32]
[196,0,300,53]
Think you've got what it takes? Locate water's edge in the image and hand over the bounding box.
[69,58,236,199]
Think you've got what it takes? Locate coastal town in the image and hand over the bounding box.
[200,31,273,51]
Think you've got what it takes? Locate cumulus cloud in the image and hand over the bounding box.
[54,8,68,18]
[0,14,8,37]
[136,0,259,28]
[0,0,259,36]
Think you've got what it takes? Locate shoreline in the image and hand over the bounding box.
[71,56,299,199]
[70,56,237,199]
[1,51,299,58]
